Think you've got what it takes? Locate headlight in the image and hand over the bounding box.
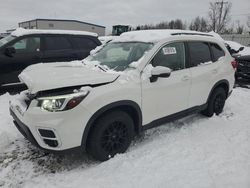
[37,91,89,112]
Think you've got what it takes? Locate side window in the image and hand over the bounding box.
[12,37,40,53]
[71,37,98,50]
[152,42,185,71]
[188,42,212,66]
[44,36,72,51]
[210,43,225,61]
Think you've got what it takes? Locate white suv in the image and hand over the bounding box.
[10,30,235,161]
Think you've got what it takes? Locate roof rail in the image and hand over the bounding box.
[171,32,214,37]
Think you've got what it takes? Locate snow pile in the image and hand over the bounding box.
[11,28,98,37]
[0,93,19,151]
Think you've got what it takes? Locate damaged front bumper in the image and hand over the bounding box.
[9,91,93,153]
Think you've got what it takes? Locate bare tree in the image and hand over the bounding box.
[208,1,232,33]
[223,23,234,34]
[134,19,186,30]
[189,16,208,32]
[235,20,244,34]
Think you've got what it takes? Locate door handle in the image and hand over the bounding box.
[181,76,190,81]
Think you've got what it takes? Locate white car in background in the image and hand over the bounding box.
[10,29,235,161]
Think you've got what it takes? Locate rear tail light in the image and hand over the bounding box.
[231,60,237,70]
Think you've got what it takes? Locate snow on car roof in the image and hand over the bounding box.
[113,29,214,43]
[11,28,98,37]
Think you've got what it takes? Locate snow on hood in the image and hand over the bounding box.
[19,61,119,94]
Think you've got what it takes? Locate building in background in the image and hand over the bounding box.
[18,19,106,36]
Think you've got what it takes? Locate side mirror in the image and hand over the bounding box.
[150,66,171,82]
[4,47,16,57]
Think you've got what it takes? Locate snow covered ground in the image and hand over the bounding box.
[0,87,249,188]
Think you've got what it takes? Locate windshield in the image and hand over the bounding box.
[0,35,15,48]
[88,42,154,71]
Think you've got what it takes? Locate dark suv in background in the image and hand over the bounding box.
[0,28,101,89]
[226,43,250,80]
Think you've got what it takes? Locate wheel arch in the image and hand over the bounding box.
[207,79,230,103]
[81,100,142,151]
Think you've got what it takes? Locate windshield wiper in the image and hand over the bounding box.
[82,60,109,72]
[95,64,108,72]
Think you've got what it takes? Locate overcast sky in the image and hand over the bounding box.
[0,0,249,34]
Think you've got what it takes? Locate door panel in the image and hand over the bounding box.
[0,36,42,85]
[42,49,77,62]
[141,42,191,125]
[189,63,219,107]
[187,41,221,107]
[142,69,191,125]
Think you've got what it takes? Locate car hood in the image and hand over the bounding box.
[19,62,119,94]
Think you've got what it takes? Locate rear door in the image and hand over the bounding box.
[0,35,42,85]
[187,41,223,107]
[70,36,100,59]
[42,35,77,62]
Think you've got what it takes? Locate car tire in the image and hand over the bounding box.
[201,87,227,117]
[87,110,134,161]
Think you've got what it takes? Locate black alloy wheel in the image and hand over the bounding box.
[87,110,134,161]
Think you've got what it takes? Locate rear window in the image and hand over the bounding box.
[44,36,72,51]
[71,37,98,50]
[188,42,212,67]
[210,43,225,61]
